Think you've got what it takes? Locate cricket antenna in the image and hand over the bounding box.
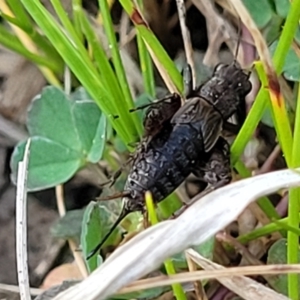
[87,205,131,260]
[129,94,178,113]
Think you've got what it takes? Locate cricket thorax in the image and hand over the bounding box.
[196,62,252,120]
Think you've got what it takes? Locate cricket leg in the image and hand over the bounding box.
[174,138,231,218]
[100,156,135,188]
[193,137,232,189]
[201,137,232,187]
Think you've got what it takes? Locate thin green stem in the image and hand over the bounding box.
[119,0,183,93]
[51,0,82,44]
[257,62,293,166]
[271,1,300,297]
[0,25,61,72]
[230,87,268,164]
[136,0,155,97]
[72,0,84,42]
[50,0,103,85]
[145,192,186,300]
[231,0,300,165]
[237,215,300,244]
[137,33,156,97]
[6,0,32,30]
[158,193,183,219]
[272,0,300,74]
[287,79,300,300]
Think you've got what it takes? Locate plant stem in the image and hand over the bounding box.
[145,192,186,300]
[288,81,300,299]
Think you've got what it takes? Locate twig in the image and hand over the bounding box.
[55,184,88,278]
[118,263,300,294]
[257,144,281,175]
[191,0,241,66]
[185,251,207,300]
[16,139,31,300]
[176,0,196,89]
[168,0,193,30]
[0,283,42,297]
[53,67,88,278]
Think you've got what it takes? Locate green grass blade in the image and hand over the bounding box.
[272,0,300,297]
[238,216,300,245]
[231,0,300,165]
[0,13,63,66]
[50,0,83,44]
[78,8,138,141]
[72,0,84,42]
[6,0,32,30]
[230,88,268,165]
[119,0,183,93]
[158,193,183,219]
[287,80,300,299]
[256,62,293,167]
[0,12,31,32]
[136,0,155,97]
[21,0,131,144]
[272,0,300,74]
[137,33,156,97]
[99,0,142,136]
[146,192,186,300]
[0,25,61,72]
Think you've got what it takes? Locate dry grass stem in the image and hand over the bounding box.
[55,184,89,278]
[16,139,31,300]
[185,251,207,300]
[176,0,196,89]
[228,0,276,78]
[191,0,241,66]
[0,283,42,297]
[52,169,300,300]
[185,249,289,300]
[120,260,293,299]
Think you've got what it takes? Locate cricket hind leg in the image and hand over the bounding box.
[193,137,232,189]
[100,168,123,188]
[100,156,135,188]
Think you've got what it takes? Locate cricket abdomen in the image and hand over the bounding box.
[124,122,204,209]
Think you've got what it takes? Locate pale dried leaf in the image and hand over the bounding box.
[53,169,300,300]
[41,263,83,290]
[186,249,289,300]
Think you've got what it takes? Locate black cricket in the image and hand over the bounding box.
[87,62,252,259]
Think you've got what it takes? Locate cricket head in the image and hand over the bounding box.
[199,62,252,120]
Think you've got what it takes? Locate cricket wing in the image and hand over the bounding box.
[171,97,223,152]
[200,108,223,152]
[170,97,203,124]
